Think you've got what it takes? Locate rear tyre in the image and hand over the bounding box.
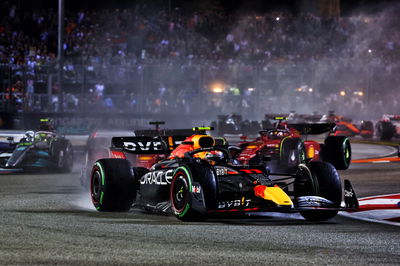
[376,121,395,141]
[322,136,351,170]
[91,159,135,212]
[261,119,274,130]
[280,138,306,173]
[360,121,374,139]
[54,140,74,173]
[170,166,204,221]
[60,142,74,173]
[298,161,342,221]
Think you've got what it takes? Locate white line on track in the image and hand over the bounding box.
[339,193,400,227]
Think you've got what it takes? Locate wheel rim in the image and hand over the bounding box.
[171,174,188,212]
[91,170,101,203]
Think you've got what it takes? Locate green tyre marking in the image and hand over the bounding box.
[173,166,192,218]
[279,136,290,159]
[99,192,104,205]
[95,162,106,186]
[95,162,106,205]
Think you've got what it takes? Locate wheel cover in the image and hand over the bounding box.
[171,175,188,212]
[91,170,101,203]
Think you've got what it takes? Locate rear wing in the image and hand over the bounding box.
[134,128,206,137]
[383,114,400,121]
[264,113,289,120]
[112,136,188,154]
[288,123,336,135]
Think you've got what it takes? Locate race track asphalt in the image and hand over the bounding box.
[0,143,399,265]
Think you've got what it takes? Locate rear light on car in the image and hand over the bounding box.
[307,145,315,159]
[110,150,126,159]
[137,156,154,161]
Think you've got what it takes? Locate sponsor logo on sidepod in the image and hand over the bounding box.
[218,198,251,209]
[140,169,174,185]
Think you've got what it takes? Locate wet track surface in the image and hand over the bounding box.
[0,143,399,265]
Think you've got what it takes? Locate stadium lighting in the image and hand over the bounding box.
[212,87,223,93]
[210,82,226,94]
[352,91,364,96]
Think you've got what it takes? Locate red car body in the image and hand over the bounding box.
[236,122,351,171]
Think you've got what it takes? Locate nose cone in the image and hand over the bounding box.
[254,185,294,207]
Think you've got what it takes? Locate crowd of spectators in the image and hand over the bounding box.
[0,1,399,120]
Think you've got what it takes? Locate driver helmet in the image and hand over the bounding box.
[35,132,49,142]
[25,131,34,141]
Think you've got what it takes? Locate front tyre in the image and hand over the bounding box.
[322,136,351,170]
[91,159,135,212]
[170,166,204,221]
[298,161,342,221]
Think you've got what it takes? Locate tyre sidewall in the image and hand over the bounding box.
[322,136,351,170]
[90,159,135,212]
[170,166,193,218]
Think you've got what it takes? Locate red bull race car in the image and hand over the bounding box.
[89,128,358,222]
[237,117,352,172]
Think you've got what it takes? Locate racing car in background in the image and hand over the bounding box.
[237,117,351,172]
[375,114,400,141]
[210,114,261,136]
[89,129,358,222]
[320,111,374,139]
[261,112,322,129]
[0,137,19,167]
[0,130,73,172]
[262,111,373,139]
